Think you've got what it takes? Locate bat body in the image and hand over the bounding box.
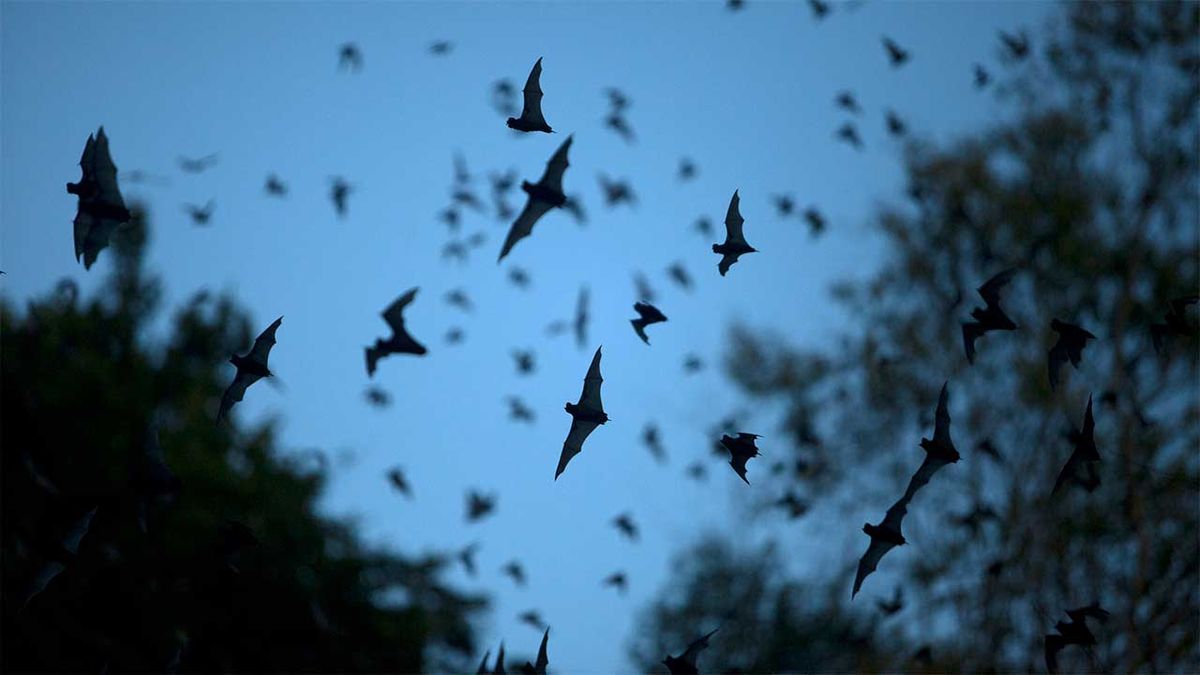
[903,382,959,500]
[492,79,518,117]
[852,495,909,598]
[183,200,215,226]
[338,43,363,71]
[836,122,863,149]
[507,58,553,133]
[386,467,412,498]
[502,560,527,587]
[678,158,697,181]
[556,347,608,479]
[961,268,1018,363]
[630,302,668,344]
[885,109,907,137]
[713,190,757,276]
[68,127,132,269]
[642,423,667,462]
[330,176,352,217]
[667,262,694,291]
[882,36,910,67]
[598,174,636,207]
[973,63,991,88]
[264,174,288,196]
[366,288,428,376]
[498,136,573,262]
[1053,395,1101,494]
[465,490,497,522]
[1047,319,1096,390]
[519,628,550,675]
[603,571,628,593]
[218,316,283,423]
[720,432,761,484]
[574,286,589,349]
[612,513,639,541]
[1044,603,1109,673]
[663,628,717,675]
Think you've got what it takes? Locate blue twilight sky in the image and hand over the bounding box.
[2,1,1050,671]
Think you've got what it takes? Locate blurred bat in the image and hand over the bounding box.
[508,267,531,289]
[775,491,809,519]
[498,135,574,261]
[429,40,453,55]
[678,157,697,181]
[693,217,713,238]
[338,43,362,71]
[519,628,550,675]
[961,268,1018,364]
[808,0,830,20]
[492,79,517,117]
[68,127,131,269]
[465,490,496,522]
[642,422,667,462]
[663,628,717,675]
[877,587,903,616]
[1053,395,1100,494]
[458,542,479,576]
[882,36,910,67]
[364,385,391,408]
[445,327,465,345]
[836,122,863,149]
[604,111,636,144]
[720,432,761,484]
[1048,319,1096,390]
[605,87,630,112]
[387,467,412,498]
[1150,295,1198,354]
[667,262,694,291]
[852,495,909,598]
[803,207,826,237]
[574,286,589,349]
[602,571,628,594]
[973,63,991,88]
[772,194,796,217]
[518,610,546,631]
[512,350,536,375]
[682,354,704,374]
[885,109,907,137]
[630,302,668,344]
[612,513,639,541]
[713,190,757,276]
[177,153,218,173]
[507,57,553,133]
[182,200,215,226]
[598,174,636,207]
[835,91,861,114]
[999,29,1030,61]
[634,272,657,304]
[502,560,527,587]
[445,288,474,313]
[365,288,428,376]
[556,347,608,479]
[218,316,283,422]
[330,176,352,218]
[264,173,288,196]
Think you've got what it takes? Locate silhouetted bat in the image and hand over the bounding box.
[999,30,1030,60]
[1047,319,1096,390]
[836,122,863,149]
[685,461,707,481]
[476,650,491,675]
[604,112,636,144]
[502,560,527,587]
[1053,395,1100,494]
[440,206,460,231]
[802,207,826,237]
[835,91,861,114]
[17,505,99,612]
[772,194,796,217]
[678,157,697,181]
[453,186,486,212]
[574,286,589,349]
[667,262,694,291]
[642,422,667,462]
[1150,295,1198,354]
[682,353,704,374]
[338,43,362,71]
[507,57,553,133]
[961,268,1018,363]
[458,542,479,576]
[446,327,465,344]
[885,109,907,137]
[598,174,636,207]
[663,628,718,675]
[602,571,628,594]
[519,610,546,631]
[902,382,959,500]
[877,587,904,616]
[429,40,453,55]
[556,346,608,479]
[330,176,352,218]
[519,628,550,675]
[630,302,668,344]
[612,513,639,541]
[808,0,830,20]
[713,190,757,276]
[775,491,809,519]
[68,127,132,269]
[852,494,909,598]
[366,288,428,376]
[386,467,412,498]
[720,432,761,484]
[512,350,536,375]
[442,240,468,263]
[498,135,573,262]
[264,173,288,196]
[1045,603,1109,674]
[218,316,283,423]
[364,385,392,408]
[726,0,744,11]
[508,267,531,289]
[177,153,218,173]
[465,490,496,522]
[545,320,568,336]
[182,200,215,226]
[882,36,910,67]
[973,63,991,89]
[479,642,506,675]
[445,288,474,312]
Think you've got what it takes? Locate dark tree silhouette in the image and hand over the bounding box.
[2,206,485,673]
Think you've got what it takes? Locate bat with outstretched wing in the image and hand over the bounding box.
[852,495,909,598]
[1048,319,1096,390]
[68,127,132,269]
[1053,395,1101,494]
[366,288,428,376]
[556,346,608,479]
[498,135,573,262]
[902,382,959,501]
[663,628,718,675]
[218,316,283,423]
[712,190,757,276]
[507,57,553,133]
[962,268,1018,363]
[630,302,668,344]
[720,432,761,484]
[519,628,550,675]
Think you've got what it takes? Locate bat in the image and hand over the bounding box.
[803,207,827,237]
[612,513,639,541]
[713,190,757,276]
[642,422,667,462]
[452,186,486,212]
[507,57,553,133]
[442,240,468,264]
[364,385,391,408]
[604,111,636,144]
[218,316,283,423]
[519,628,550,675]
[440,207,460,231]
[999,30,1031,60]
[458,542,479,576]
[264,174,288,196]
[1045,603,1109,673]
[882,36,910,67]
[772,194,796,217]
[502,560,527,587]
[836,122,863,149]
[630,302,668,344]
[518,610,546,631]
[446,327,465,345]
[598,174,637,207]
[330,176,352,218]
[877,587,904,616]
[479,642,505,675]
[465,490,496,522]
[975,438,1004,463]
[68,127,132,269]
[445,288,473,312]
[775,491,809,519]
[663,628,717,675]
[1048,319,1096,390]
[492,79,517,117]
[808,0,830,20]
[667,262,694,291]
[726,0,745,11]
[885,109,907,137]
[366,289,428,376]
[574,286,589,349]
[605,87,630,112]
[428,40,453,55]
[508,267,531,289]
[1150,295,1199,354]
[602,571,628,594]
[902,382,959,501]
[852,494,909,598]
[177,153,218,173]
[17,505,99,612]
[835,91,861,114]
[498,135,573,262]
[1053,395,1100,494]
[685,461,707,481]
[682,354,704,374]
[693,217,713,237]
[338,43,362,71]
[556,346,608,479]
[678,157,697,181]
[961,268,1018,363]
[951,502,999,533]
[973,63,991,89]
[720,432,761,484]
[386,467,412,498]
[182,200,215,226]
[512,350,536,375]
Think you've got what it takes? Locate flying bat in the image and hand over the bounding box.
[961,268,1018,363]
[556,346,608,479]
[902,382,959,501]
[835,91,861,114]
[973,63,991,88]
[218,316,283,423]
[1150,295,1198,354]
[508,266,531,289]
[999,29,1031,60]
[502,560,527,587]
[512,350,536,375]
[440,207,460,231]
[446,327,465,345]
[885,109,907,137]
[808,0,830,20]
[17,506,99,611]
[68,127,132,269]
[1048,319,1096,390]
[642,422,667,462]
[330,176,352,218]
[455,543,479,577]
[836,122,863,149]
[663,628,718,675]
[574,286,589,349]
[634,272,657,304]
[1053,395,1100,494]
[364,385,391,408]
[492,79,518,117]
[720,432,761,484]
[365,288,428,376]
[452,186,486,212]
[685,461,707,482]
[877,587,904,616]
[518,610,546,631]
[177,153,218,173]
[678,157,698,181]
[386,467,412,498]
[693,217,713,238]
[682,354,704,374]
[598,174,637,207]
[445,288,474,312]
[630,302,668,344]
[264,173,288,196]
[713,190,757,276]
[667,262,694,291]
[602,570,628,594]
[507,57,553,133]
[519,628,550,675]
[772,193,796,217]
[775,490,809,519]
[465,490,496,522]
[498,135,573,262]
[882,36,910,67]
[803,207,826,236]
[612,513,639,541]
[1045,603,1109,674]
[975,438,1004,464]
[605,87,630,112]
[338,43,363,71]
[852,494,909,598]
[428,40,453,55]
[182,200,215,226]
[604,112,636,144]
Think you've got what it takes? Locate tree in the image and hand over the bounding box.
[2,206,486,673]
[641,2,1198,672]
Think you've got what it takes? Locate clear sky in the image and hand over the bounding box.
[2,1,1050,671]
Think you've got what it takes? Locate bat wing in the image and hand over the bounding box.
[218,371,262,422]
[978,268,1016,307]
[962,322,982,363]
[730,454,751,484]
[852,534,901,598]
[498,198,553,262]
[723,190,746,245]
[1052,448,1100,494]
[476,651,491,675]
[382,287,419,334]
[717,252,740,277]
[93,129,128,209]
[556,418,599,479]
[579,346,604,410]
[1080,395,1095,444]
[534,628,549,673]
[248,316,283,367]
[1044,634,1065,674]
[519,58,549,128]
[631,318,649,344]
[536,135,573,195]
[681,629,718,665]
[903,453,950,501]
[932,382,952,446]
